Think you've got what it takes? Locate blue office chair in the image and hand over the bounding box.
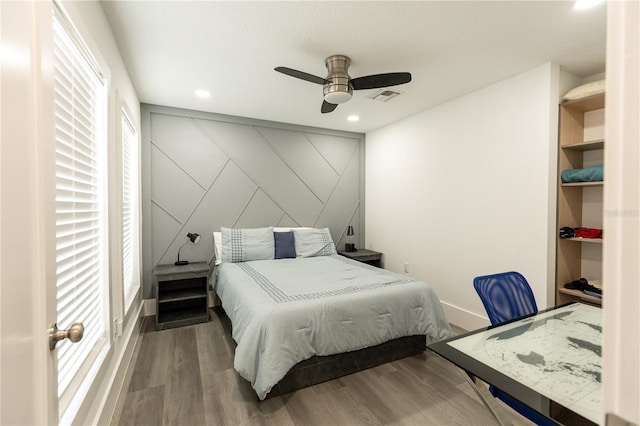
[473,271,537,326]
[473,271,554,426]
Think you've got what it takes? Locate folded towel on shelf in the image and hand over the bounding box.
[561,164,604,183]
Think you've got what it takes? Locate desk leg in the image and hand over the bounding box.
[459,369,513,426]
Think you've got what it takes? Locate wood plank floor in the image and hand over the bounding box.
[110,308,533,426]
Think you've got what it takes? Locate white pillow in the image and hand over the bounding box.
[273,226,311,232]
[221,226,275,263]
[561,80,605,101]
[213,232,222,265]
[292,228,337,258]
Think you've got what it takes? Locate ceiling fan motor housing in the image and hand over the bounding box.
[323,55,353,104]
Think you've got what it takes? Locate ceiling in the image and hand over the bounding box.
[100,1,607,133]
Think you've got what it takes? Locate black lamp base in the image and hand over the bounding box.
[174,260,189,266]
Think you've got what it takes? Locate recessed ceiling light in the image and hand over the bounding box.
[347,115,359,122]
[574,0,605,10]
[195,89,211,98]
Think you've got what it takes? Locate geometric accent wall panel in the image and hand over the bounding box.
[315,147,361,232]
[255,126,340,203]
[305,132,360,175]
[151,202,182,266]
[234,189,285,229]
[194,119,324,225]
[150,145,205,223]
[150,112,227,188]
[142,105,364,298]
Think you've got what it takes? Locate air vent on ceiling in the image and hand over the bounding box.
[368,89,402,102]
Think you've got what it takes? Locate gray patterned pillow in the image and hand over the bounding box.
[292,228,337,257]
[221,226,274,263]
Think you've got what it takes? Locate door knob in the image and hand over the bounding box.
[49,322,84,351]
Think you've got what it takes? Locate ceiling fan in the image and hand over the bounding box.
[275,55,412,114]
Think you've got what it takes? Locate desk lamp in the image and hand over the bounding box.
[345,225,356,252]
[175,232,200,266]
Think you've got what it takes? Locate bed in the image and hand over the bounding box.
[212,226,452,400]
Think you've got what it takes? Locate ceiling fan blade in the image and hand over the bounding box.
[351,72,412,90]
[321,101,338,114]
[275,67,328,85]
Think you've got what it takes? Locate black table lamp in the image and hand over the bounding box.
[345,225,356,252]
[175,232,200,265]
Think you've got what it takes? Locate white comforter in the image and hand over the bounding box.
[215,255,452,399]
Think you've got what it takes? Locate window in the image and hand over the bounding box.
[53,7,108,417]
[121,109,140,311]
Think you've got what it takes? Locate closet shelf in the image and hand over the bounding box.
[558,288,602,305]
[561,181,603,187]
[561,139,604,151]
[562,237,603,244]
[561,93,605,111]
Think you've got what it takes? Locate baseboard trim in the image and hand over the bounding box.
[143,298,156,316]
[441,301,490,332]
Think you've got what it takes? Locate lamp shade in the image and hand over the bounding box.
[346,226,354,236]
[187,232,200,244]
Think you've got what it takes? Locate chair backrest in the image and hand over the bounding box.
[473,271,538,325]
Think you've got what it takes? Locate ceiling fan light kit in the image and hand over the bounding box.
[323,55,353,104]
[275,54,411,114]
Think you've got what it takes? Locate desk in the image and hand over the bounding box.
[428,303,601,425]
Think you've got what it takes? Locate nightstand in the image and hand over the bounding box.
[338,249,383,267]
[153,262,211,330]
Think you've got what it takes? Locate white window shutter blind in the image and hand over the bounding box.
[53,9,108,412]
[121,111,139,310]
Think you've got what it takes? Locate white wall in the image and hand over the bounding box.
[365,63,560,330]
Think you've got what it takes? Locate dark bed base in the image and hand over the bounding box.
[213,305,426,399]
[265,334,427,398]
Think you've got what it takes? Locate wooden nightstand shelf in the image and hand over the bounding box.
[338,249,383,267]
[153,262,211,330]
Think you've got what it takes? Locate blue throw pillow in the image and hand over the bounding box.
[274,231,296,259]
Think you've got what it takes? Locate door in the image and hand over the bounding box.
[0,1,107,423]
[1,1,59,424]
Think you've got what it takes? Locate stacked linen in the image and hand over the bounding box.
[561,164,603,183]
